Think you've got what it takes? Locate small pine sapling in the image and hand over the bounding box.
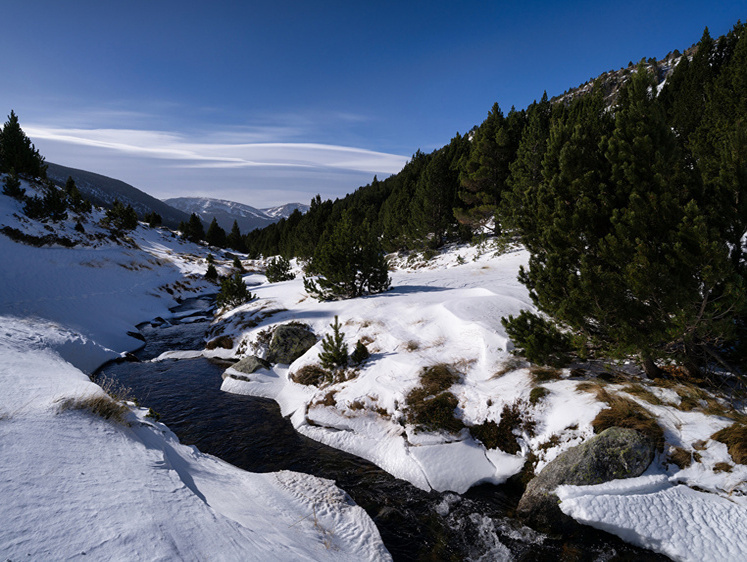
[265,256,295,282]
[350,340,370,365]
[318,316,349,371]
[205,263,218,282]
[2,171,24,199]
[216,271,254,309]
[232,255,244,272]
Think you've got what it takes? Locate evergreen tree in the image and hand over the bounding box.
[318,316,349,371]
[265,256,295,282]
[350,340,370,365]
[0,111,47,178]
[216,271,253,309]
[2,170,24,199]
[205,263,218,282]
[304,210,390,300]
[145,211,162,228]
[409,134,468,248]
[103,200,138,231]
[205,217,227,247]
[455,104,524,234]
[506,67,745,377]
[183,213,205,243]
[226,220,245,252]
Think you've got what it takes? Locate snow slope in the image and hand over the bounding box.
[0,181,390,561]
[214,242,747,561]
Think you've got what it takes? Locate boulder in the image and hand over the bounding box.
[517,427,655,533]
[267,324,316,365]
[222,355,272,380]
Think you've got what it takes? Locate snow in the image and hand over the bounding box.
[557,475,747,562]
[0,182,390,561]
[4,177,747,560]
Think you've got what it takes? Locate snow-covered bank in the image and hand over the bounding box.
[0,318,389,560]
[0,185,391,560]
[216,242,747,561]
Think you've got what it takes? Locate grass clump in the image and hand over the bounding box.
[470,401,534,454]
[713,462,733,473]
[529,386,550,405]
[711,423,747,465]
[620,383,663,405]
[592,395,664,452]
[405,365,463,433]
[530,365,562,383]
[667,446,693,469]
[57,394,130,424]
[291,364,331,386]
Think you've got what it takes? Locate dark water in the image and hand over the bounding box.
[98,297,669,561]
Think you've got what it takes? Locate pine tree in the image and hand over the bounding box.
[146,211,162,227]
[226,220,245,252]
[350,340,370,365]
[103,200,138,231]
[205,217,227,247]
[304,210,390,300]
[318,316,349,371]
[183,213,205,243]
[2,170,24,199]
[205,263,218,282]
[265,256,295,282]
[0,111,47,178]
[506,68,745,377]
[216,271,253,309]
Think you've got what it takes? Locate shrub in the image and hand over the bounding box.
[502,310,572,367]
[217,272,254,309]
[232,255,244,271]
[318,316,348,371]
[667,446,693,469]
[292,364,331,386]
[265,256,295,282]
[103,199,138,231]
[712,423,747,465]
[350,340,370,365]
[2,171,24,199]
[205,263,218,282]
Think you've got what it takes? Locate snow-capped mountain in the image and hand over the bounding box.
[164,197,309,234]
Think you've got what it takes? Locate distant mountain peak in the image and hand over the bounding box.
[163,196,309,233]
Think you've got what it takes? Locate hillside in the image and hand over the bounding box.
[45,162,191,229]
[165,196,309,233]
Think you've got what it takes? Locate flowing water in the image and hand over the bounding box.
[98,297,669,561]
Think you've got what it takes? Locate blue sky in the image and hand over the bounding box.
[1,1,744,207]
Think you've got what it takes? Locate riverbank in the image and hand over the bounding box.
[0,189,390,561]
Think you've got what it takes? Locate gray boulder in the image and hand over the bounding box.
[222,355,271,380]
[267,324,316,365]
[517,427,655,533]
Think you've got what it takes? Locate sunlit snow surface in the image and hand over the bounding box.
[557,475,747,562]
[0,182,390,561]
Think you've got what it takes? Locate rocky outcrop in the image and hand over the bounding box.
[517,427,655,533]
[222,355,271,381]
[267,324,316,365]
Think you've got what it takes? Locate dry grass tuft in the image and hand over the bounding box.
[405,364,463,433]
[713,461,733,473]
[469,400,535,453]
[667,446,693,469]
[292,364,331,386]
[57,394,130,424]
[620,384,663,406]
[711,423,747,465]
[493,357,524,378]
[592,395,664,452]
[530,366,562,383]
[404,340,420,352]
[575,381,611,403]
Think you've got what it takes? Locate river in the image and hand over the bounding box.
[97,296,668,561]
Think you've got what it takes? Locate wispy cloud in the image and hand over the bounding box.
[25,126,409,174]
